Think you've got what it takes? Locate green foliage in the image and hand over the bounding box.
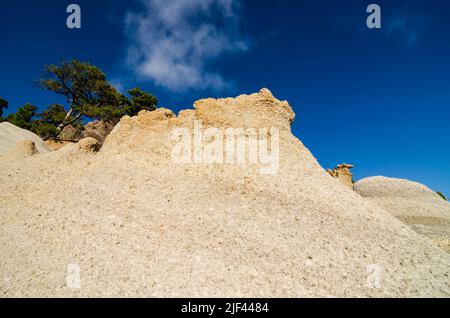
[3,60,159,139]
[39,60,110,109]
[38,60,121,128]
[0,97,7,118]
[38,60,159,131]
[80,85,125,123]
[125,88,158,116]
[6,103,38,130]
[31,121,59,139]
[436,192,447,201]
[39,104,67,124]
[79,87,158,123]
[31,104,68,139]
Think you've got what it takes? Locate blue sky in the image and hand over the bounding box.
[1,0,449,197]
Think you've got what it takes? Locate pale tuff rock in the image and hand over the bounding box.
[193,88,295,130]
[0,122,51,155]
[354,176,449,219]
[0,89,449,297]
[0,140,38,162]
[44,139,76,151]
[58,137,101,156]
[355,176,450,252]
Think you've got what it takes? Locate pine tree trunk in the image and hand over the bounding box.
[57,108,74,130]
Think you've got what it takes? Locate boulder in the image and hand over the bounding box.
[0,122,51,155]
[355,176,450,252]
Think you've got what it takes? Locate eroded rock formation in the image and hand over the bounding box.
[0,89,448,297]
[327,163,354,188]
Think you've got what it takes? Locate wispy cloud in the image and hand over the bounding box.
[124,0,248,92]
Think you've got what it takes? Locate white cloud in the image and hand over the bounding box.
[125,0,248,92]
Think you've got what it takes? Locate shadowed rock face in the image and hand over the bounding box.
[0,89,449,297]
[82,120,115,145]
[355,176,450,253]
[58,120,115,145]
[46,121,115,151]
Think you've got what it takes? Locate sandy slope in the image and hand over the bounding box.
[0,89,449,297]
[355,176,450,253]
